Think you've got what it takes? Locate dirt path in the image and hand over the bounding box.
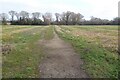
[39,30,89,78]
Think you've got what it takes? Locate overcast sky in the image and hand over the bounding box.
[0,0,119,20]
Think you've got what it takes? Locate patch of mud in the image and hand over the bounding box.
[2,44,14,54]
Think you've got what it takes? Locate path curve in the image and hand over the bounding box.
[39,29,89,78]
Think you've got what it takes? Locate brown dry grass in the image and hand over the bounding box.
[64,26,118,53]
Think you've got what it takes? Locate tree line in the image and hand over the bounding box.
[0,10,120,25]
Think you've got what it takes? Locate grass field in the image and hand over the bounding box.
[55,25,119,78]
[1,25,119,78]
[2,25,54,78]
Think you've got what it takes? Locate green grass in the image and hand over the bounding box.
[2,25,119,78]
[55,25,119,78]
[2,26,54,78]
[43,26,54,40]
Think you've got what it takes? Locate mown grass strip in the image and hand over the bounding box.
[43,26,54,40]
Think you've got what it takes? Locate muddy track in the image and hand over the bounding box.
[39,29,89,78]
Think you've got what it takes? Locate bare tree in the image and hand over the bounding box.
[65,11,72,25]
[60,11,72,25]
[66,12,83,25]
[20,11,29,20]
[0,13,8,24]
[15,12,20,20]
[55,13,60,22]
[32,12,41,19]
[60,11,84,25]
[42,12,52,25]
[1,11,116,25]
[32,12,41,24]
[9,10,16,22]
[60,12,66,23]
[69,12,76,24]
[76,13,84,24]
